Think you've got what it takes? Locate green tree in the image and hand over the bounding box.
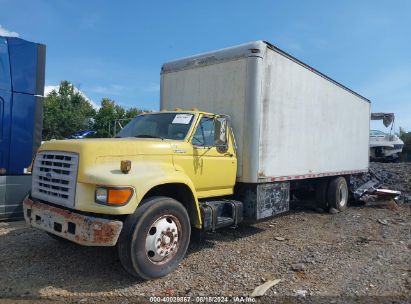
[110,107,145,135]
[398,126,408,142]
[93,98,132,137]
[42,81,96,140]
[125,107,143,119]
[93,98,117,138]
[397,126,411,161]
[93,100,145,137]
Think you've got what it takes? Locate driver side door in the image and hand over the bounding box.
[189,116,236,198]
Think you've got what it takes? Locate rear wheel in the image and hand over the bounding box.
[118,196,191,279]
[327,177,348,212]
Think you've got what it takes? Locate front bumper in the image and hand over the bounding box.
[23,197,123,246]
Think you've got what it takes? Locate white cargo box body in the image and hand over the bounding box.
[161,41,370,183]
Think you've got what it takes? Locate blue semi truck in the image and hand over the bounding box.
[0,36,46,219]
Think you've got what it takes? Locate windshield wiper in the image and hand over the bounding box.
[135,134,164,140]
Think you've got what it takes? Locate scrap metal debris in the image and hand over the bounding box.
[377,219,388,225]
[374,189,402,199]
[250,279,281,297]
[352,180,381,200]
[350,164,404,204]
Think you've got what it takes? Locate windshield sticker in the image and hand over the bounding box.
[172,114,193,124]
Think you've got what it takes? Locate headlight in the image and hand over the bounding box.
[95,187,133,206]
[96,188,108,203]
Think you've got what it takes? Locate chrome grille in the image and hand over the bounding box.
[31,151,79,208]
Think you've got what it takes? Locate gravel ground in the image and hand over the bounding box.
[0,164,410,302]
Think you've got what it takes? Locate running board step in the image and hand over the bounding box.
[200,200,243,232]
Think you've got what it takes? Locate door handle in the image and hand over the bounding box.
[224,152,234,157]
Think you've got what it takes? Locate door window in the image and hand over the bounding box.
[192,117,215,146]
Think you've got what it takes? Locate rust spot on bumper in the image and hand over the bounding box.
[23,197,123,246]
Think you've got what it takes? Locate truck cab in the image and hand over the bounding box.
[24,110,240,279]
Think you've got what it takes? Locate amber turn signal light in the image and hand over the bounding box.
[95,187,133,206]
[108,188,133,205]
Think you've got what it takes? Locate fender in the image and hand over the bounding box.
[74,160,202,227]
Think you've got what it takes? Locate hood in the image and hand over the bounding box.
[39,138,174,164]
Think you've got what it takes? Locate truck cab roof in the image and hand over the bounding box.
[153,109,215,116]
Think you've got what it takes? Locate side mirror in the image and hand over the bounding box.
[214,116,229,153]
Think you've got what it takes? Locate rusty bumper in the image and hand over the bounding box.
[23,197,123,246]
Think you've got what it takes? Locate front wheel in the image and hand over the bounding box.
[118,196,191,279]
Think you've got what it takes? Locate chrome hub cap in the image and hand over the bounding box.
[145,215,180,264]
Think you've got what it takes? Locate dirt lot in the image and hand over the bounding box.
[0,164,410,302]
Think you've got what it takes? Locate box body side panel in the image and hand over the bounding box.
[259,49,370,179]
[161,41,370,183]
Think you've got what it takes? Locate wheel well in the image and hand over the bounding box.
[141,183,200,227]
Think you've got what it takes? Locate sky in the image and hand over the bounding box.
[1,0,410,131]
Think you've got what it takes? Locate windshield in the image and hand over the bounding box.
[116,113,195,140]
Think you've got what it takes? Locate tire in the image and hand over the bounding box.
[315,179,328,210]
[327,177,348,212]
[118,196,191,279]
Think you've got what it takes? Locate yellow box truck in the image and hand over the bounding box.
[24,41,370,279]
